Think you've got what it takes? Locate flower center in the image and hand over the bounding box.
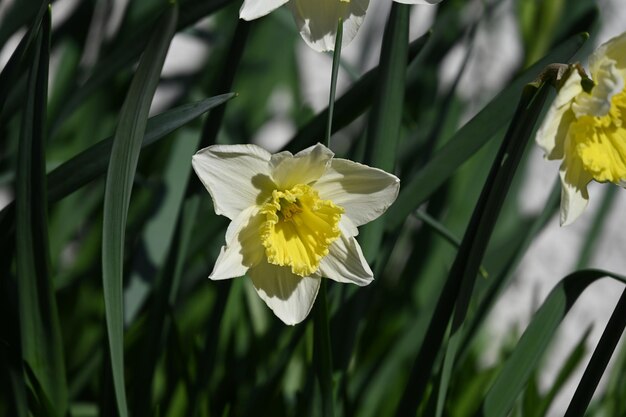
[260,184,343,277]
[569,87,626,183]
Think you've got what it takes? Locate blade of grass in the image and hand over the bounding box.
[359,2,409,261]
[436,83,552,417]
[101,5,178,417]
[458,179,560,361]
[478,269,626,417]
[15,7,68,416]
[131,194,199,414]
[385,32,589,231]
[564,288,626,417]
[396,81,552,416]
[531,327,591,417]
[0,95,235,242]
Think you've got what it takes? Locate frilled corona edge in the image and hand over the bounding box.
[535,31,626,226]
[192,143,400,325]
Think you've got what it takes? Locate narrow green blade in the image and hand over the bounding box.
[0,95,235,245]
[0,0,48,121]
[480,270,626,417]
[386,32,588,230]
[359,2,410,261]
[564,288,626,416]
[101,5,178,417]
[15,7,68,416]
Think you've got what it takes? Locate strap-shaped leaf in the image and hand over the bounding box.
[385,32,588,230]
[0,95,234,243]
[101,5,178,417]
[0,0,48,122]
[15,6,68,416]
[358,3,409,261]
[479,270,626,417]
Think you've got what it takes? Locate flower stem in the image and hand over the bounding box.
[314,279,334,417]
[325,18,343,148]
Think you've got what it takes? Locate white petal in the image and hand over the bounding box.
[289,0,369,52]
[535,70,582,160]
[270,143,334,189]
[240,0,290,20]
[314,158,400,227]
[210,207,266,280]
[573,60,624,118]
[589,31,626,81]
[559,162,591,227]
[248,261,321,325]
[340,216,359,238]
[393,0,443,4]
[192,144,274,220]
[318,233,373,286]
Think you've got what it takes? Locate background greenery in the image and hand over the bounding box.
[1,0,625,416]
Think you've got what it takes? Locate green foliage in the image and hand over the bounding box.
[1,1,624,417]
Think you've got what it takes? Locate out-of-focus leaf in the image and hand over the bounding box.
[15,8,68,417]
[53,0,235,132]
[101,5,178,417]
[385,32,589,231]
[0,0,48,122]
[0,95,234,241]
[358,3,409,262]
[479,270,626,417]
[397,80,551,417]
[529,327,591,417]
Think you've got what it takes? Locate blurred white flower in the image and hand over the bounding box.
[192,143,399,324]
[535,31,626,226]
[239,0,443,52]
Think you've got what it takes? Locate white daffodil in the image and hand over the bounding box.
[192,143,399,325]
[535,31,626,226]
[239,0,443,52]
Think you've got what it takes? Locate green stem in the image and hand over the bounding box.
[314,279,335,417]
[325,18,343,148]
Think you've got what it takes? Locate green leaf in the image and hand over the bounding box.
[131,194,200,414]
[0,95,234,241]
[385,32,589,231]
[101,5,178,417]
[358,2,409,261]
[53,0,236,133]
[479,269,626,417]
[564,288,626,416]
[0,0,48,122]
[15,7,68,416]
[396,82,552,416]
[531,327,591,417]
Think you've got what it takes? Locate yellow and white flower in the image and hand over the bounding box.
[192,143,399,325]
[239,0,443,52]
[536,32,626,226]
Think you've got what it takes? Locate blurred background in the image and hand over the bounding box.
[1,0,626,416]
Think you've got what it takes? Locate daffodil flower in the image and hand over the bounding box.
[239,0,443,52]
[535,32,626,226]
[192,143,399,325]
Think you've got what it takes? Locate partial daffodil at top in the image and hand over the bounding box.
[239,0,443,52]
[192,143,399,325]
[536,31,626,226]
